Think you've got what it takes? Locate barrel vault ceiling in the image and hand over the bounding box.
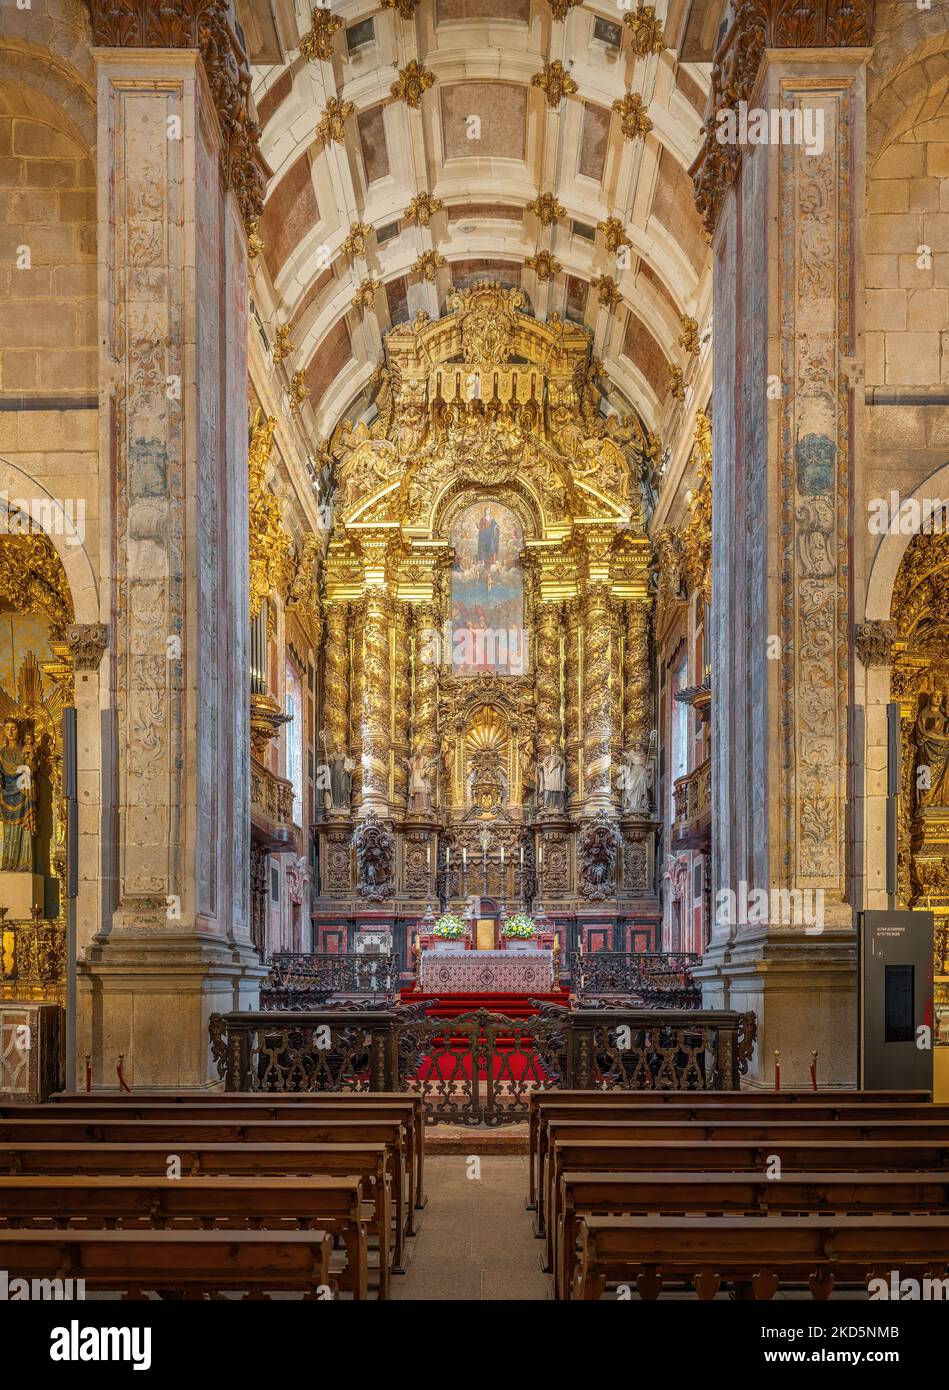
[237,0,718,447]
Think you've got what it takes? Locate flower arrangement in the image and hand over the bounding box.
[502,912,535,939]
[433,913,467,939]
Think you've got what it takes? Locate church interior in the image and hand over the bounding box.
[1,0,949,1328]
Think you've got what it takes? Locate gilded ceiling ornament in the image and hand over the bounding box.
[288,370,310,413]
[547,0,584,21]
[668,364,686,402]
[316,96,354,144]
[343,221,374,257]
[591,274,621,309]
[381,0,422,16]
[527,192,565,226]
[678,315,700,355]
[531,61,578,110]
[527,250,562,282]
[404,191,443,226]
[247,220,264,260]
[623,2,664,56]
[299,8,343,62]
[412,249,446,282]
[248,410,294,619]
[391,59,435,109]
[612,91,652,141]
[272,324,294,364]
[352,276,382,308]
[597,216,631,254]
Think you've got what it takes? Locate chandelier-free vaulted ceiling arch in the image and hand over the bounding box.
[240,0,713,445]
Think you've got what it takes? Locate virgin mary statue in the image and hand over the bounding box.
[0,719,37,872]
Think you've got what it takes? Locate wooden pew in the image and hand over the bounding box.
[527,1089,934,1210]
[539,1116,949,1241]
[0,1228,334,1299]
[570,1213,949,1300]
[543,1137,949,1277]
[0,1116,409,1269]
[556,1169,949,1300]
[0,1174,370,1300]
[0,1141,394,1291]
[47,1090,428,1218]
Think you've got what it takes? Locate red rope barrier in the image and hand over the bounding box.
[84,1055,92,1093]
[116,1055,132,1093]
[774,1049,781,1092]
[810,1050,818,1092]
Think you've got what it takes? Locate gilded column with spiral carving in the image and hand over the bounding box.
[534,601,562,762]
[412,600,440,801]
[356,585,392,817]
[321,602,350,766]
[349,598,365,808]
[582,582,614,813]
[391,601,411,812]
[563,598,582,814]
[623,599,652,753]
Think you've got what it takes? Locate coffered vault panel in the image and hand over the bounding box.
[239,0,713,445]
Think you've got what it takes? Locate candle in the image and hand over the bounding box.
[538,842,543,866]
[446,846,450,867]
[520,846,524,867]
[426,845,431,868]
[500,844,505,866]
[462,848,467,867]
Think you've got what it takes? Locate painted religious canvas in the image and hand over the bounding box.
[450,501,526,675]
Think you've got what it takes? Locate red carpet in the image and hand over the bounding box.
[398,989,571,1082]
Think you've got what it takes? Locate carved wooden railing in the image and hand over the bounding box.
[571,952,701,1008]
[210,1004,756,1118]
[261,952,400,1010]
[250,756,295,839]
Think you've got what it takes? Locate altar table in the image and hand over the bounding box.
[419,948,555,994]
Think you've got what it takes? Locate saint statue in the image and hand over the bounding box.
[0,718,37,872]
[539,746,566,811]
[620,742,653,815]
[326,747,355,812]
[407,751,434,814]
[915,690,949,808]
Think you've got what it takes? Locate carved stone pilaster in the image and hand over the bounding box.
[65,623,109,671]
[83,0,267,230]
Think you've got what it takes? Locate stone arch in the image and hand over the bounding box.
[0,456,99,624]
[865,459,949,621]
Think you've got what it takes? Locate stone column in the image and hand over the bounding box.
[691,15,870,1085]
[81,34,267,1088]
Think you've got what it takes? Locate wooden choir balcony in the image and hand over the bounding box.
[250,755,295,851]
[672,756,711,849]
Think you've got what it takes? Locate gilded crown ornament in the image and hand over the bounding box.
[381,0,422,16]
[412,249,446,282]
[668,364,686,402]
[343,221,374,257]
[623,2,664,56]
[392,60,435,109]
[612,91,652,141]
[272,324,294,364]
[527,192,565,227]
[317,96,354,144]
[288,371,310,413]
[547,0,584,20]
[299,8,343,62]
[352,277,382,309]
[591,274,622,309]
[527,250,562,282]
[404,192,444,226]
[247,220,264,260]
[678,315,700,355]
[597,217,632,254]
[531,61,578,109]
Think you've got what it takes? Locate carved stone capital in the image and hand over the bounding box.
[84,0,267,229]
[66,623,109,671]
[855,619,897,667]
[691,0,876,234]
